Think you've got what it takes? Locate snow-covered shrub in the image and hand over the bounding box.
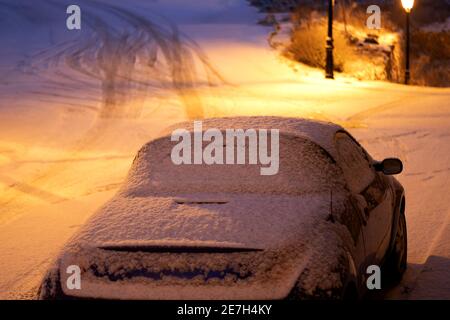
[284,17,346,73]
[409,30,450,87]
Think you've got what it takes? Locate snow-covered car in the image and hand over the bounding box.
[38,117,406,300]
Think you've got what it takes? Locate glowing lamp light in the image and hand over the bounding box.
[401,0,414,84]
[401,0,414,12]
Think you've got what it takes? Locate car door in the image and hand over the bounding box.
[335,132,393,264]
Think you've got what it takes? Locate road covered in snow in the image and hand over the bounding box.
[0,0,449,299]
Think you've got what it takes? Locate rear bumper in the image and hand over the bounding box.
[40,249,309,300]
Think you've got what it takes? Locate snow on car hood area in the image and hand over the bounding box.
[57,192,353,299]
[70,193,334,249]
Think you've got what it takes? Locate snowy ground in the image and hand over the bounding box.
[0,0,449,299]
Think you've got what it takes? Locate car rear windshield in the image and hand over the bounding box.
[126,132,344,195]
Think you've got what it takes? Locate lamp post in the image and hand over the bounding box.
[401,0,414,84]
[325,0,334,79]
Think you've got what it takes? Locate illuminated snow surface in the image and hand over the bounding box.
[0,0,449,299]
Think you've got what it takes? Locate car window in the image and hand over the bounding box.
[362,173,386,211]
[126,133,346,196]
[335,132,375,194]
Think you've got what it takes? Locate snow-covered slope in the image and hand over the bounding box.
[0,0,449,299]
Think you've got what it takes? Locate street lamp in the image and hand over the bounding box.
[325,0,334,79]
[401,0,414,84]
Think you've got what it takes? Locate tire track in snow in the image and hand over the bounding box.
[0,0,229,222]
[22,0,227,120]
[345,94,418,125]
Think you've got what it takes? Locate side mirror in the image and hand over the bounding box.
[373,158,403,175]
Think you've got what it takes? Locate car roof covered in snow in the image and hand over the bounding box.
[158,116,344,160]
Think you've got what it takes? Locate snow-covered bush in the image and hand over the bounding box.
[410,30,450,87]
